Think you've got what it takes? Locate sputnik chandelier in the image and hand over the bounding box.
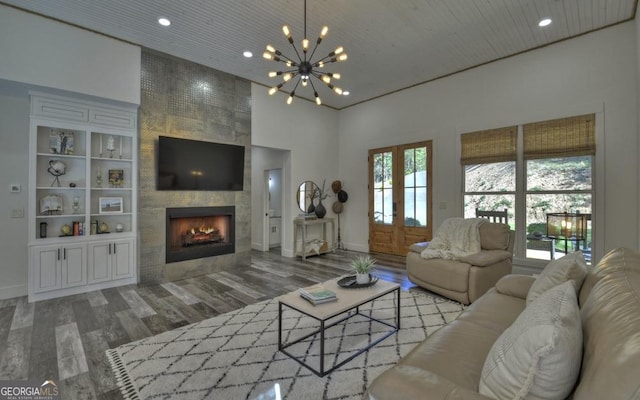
[263,0,347,105]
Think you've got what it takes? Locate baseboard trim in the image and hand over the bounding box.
[0,284,28,300]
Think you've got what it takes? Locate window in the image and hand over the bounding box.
[463,115,595,262]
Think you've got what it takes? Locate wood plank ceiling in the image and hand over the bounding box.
[1,0,636,109]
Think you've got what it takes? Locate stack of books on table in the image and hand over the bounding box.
[299,284,337,305]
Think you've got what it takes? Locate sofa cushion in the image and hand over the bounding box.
[573,247,640,399]
[407,254,471,293]
[479,223,510,250]
[479,281,582,400]
[459,250,511,267]
[397,288,525,391]
[526,251,588,306]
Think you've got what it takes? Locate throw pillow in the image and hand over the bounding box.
[479,281,582,400]
[526,251,587,306]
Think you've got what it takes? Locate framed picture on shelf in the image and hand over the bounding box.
[108,169,124,187]
[99,197,123,214]
[49,129,74,155]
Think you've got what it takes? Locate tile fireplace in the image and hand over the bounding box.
[166,206,235,263]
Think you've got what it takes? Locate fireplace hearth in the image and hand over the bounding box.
[166,206,235,263]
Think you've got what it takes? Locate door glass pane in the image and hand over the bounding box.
[373,151,393,225]
[404,146,427,227]
[404,188,415,226]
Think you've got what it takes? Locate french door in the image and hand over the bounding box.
[368,141,433,256]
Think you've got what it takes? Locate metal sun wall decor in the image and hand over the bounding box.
[263,0,347,105]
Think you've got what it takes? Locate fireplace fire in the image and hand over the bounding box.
[183,226,222,246]
[166,206,235,263]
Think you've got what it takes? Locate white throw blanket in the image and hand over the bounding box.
[421,218,486,260]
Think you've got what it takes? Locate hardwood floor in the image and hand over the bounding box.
[0,249,425,399]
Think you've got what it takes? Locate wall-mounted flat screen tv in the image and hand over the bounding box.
[157,136,244,191]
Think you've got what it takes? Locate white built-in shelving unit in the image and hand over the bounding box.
[28,92,138,302]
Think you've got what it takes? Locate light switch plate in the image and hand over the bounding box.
[10,184,21,193]
[10,209,24,218]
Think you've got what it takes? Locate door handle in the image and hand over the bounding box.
[113,243,116,254]
[57,248,60,260]
[108,243,112,254]
[392,202,397,216]
[63,248,66,260]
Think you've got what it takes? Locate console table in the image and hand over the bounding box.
[293,218,335,259]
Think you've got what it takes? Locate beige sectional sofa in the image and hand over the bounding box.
[407,222,515,305]
[366,247,640,399]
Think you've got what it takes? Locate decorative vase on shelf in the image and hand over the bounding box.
[314,199,326,219]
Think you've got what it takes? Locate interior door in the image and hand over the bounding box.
[369,141,432,255]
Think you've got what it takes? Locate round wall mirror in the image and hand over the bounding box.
[296,181,318,213]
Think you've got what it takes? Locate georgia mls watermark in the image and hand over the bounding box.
[0,380,60,400]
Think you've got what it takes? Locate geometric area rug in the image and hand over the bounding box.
[107,289,464,400]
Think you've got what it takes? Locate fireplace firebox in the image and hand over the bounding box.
[166,206,235,263]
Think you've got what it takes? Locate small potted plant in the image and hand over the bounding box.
[351,255,376,284]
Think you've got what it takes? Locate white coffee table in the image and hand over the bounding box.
[277,277,401,376]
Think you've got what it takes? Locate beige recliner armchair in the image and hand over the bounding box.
[406,222,515,305]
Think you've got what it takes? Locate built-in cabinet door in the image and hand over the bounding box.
[112,239,134,280]
[88,242,111,283]
[32,245,62,292]
[61,244,87,288]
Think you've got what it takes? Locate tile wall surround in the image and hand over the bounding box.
[139,49,252,285]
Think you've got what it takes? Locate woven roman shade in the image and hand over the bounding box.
[523,114,595,159]
[461,126,517,165]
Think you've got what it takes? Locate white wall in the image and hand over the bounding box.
[636,10,640,250]
[338,22,638,264]
[0,4,141,105]
[252,86,340,257]
[0,81,30,298]
[0,6,141,299]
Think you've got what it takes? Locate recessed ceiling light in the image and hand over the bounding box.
[158,17,171,27]
[342,91,350,96]
[243,51,253,58]
[538,18,552,27]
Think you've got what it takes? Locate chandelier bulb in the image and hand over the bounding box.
[334,46,344,55]
[302,79,308,87]
[302,38,309,52]
[332,73,341,80]
[287,92,294,105]
[268,71,278,78]
[268,87,278,95]
[322,76,331,84]
[282,25,291,38]
[333,86,343,95]
[318,61,325,68]
[320,26,328,38]
[283,73,292,82]
[315,92,322,105]
[263,52,273,60]
[266,44,276,53]
[286,61,293,67]
[338,53,348,61]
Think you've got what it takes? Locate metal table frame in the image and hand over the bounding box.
[278,286,400,377]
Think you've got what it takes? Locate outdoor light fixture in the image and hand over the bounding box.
[546,212,588,254]
[263,0,347,105]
